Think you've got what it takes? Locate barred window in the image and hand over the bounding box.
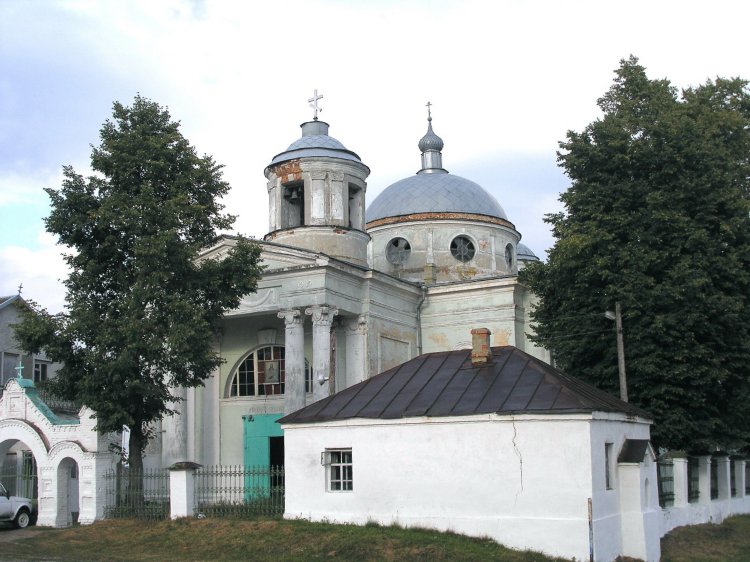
[450,235,475,262]
[324,449,353,492]
[228,346,311,397]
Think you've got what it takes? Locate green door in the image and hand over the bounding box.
[242,414,283,499]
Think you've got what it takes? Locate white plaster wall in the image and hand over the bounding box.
[368,219,520,284]
[283,414,603,561]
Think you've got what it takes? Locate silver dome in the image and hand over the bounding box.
[517,243,540,262]
[269,120,363,166]
[366,172,508,222]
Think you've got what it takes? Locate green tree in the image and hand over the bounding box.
[15,96,263,472]
[521,57,750,451]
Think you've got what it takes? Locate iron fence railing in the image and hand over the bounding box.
[103,465,170,520]
[194,465,284,518]
[35,382,82,413]
[687,456,700,503]
[710,458,719,500]
[657,460,674,507]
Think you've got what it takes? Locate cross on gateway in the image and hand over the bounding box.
[14,360,23,379]
[308,89,323,120]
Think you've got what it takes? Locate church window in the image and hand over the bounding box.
[322,448,353,491]
[34,362,48,383]
[348,184,364,230]
[605,442,614,489]
[386,237,411,265]
[505,243,514,268]
[228,346,312,397]
[282,181,304,228]
[450,236,475,262]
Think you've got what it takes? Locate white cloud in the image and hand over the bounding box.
[0,231,69,314]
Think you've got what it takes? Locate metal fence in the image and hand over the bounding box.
[687,456,700,502]
[657,460,675,507]
[194,465,284,518]
[103,465,170,520]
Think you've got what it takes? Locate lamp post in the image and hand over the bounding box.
[605,302,628,402]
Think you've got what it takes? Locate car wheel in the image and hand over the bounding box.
[14,509,30,529]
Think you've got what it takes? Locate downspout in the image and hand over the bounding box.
[416,283,427,355]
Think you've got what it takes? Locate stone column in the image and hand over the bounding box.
[345,315,368,387]
[672,456,689,508]
[278,309,305,415]
[306,305,339,402]
[736,460,746,499]
[716,455,731,500]
[162,386,188,467]
[697,455,712,506]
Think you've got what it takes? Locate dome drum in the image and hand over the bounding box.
[369,219,521,284]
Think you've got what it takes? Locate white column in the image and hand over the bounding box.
[345,315,368,387]
[698,455,712,506]
[736,460,746,499]
[716,455,731,500]
[163,386,188,466]
[278,309,305,415]
[672,457,689,507]
[305,305,339,402]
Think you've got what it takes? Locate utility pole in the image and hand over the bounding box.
[605,302,628,402]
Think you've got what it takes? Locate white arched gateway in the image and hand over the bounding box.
[0,378,115,526]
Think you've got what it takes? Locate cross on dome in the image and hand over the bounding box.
[308,89,323,121]
[426,101,432,121]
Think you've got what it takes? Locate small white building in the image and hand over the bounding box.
[280,329,661,562]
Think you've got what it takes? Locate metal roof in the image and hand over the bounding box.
[279,346,651,424]
[517,243,540,262]
[366,172,508,222]
[269,120,363,166]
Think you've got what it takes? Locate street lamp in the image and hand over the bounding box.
[605,302,628,402]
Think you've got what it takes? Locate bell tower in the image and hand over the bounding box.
[264,93,370,267]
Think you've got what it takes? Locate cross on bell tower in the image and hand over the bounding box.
[308,89,323,121]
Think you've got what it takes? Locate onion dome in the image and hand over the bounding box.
[516,243,540,262]
[366,110,508,223]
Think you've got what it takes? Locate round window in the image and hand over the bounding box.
[450,236,475,262]
[386,237,411,265]
[505,243,514,268]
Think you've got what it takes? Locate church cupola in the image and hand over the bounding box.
[417,102,447,174]
[263,91,370,267]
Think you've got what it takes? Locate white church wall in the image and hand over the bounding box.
[420,278,518,353]
[284,414,613,561]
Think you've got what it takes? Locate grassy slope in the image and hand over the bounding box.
[1,515,749,562]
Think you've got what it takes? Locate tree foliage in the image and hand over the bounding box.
[14,96,263,469]
[521,57,750,451]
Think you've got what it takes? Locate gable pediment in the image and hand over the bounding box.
[198,237,326,272]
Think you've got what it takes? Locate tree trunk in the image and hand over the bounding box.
[127,428,145,509]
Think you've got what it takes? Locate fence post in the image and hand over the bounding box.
[671,454,688,508]
[168,462,202,519]
[697,455,712,507]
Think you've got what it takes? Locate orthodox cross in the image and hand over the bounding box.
[426,101,432,121]
[308,89,323,121]
[14,359,24,379]
[17,283,23,295]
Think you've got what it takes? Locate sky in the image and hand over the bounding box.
[2,0,749,313]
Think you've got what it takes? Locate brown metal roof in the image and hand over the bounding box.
[279,346,651,424]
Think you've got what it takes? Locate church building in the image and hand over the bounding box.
[159,101,549,470]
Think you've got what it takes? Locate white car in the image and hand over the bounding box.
[0,481,33,528]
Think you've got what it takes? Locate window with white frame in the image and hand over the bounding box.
[227,346,312,397]
[323,449,353,491]
[605,442,614,489]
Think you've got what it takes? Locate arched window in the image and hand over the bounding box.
[228,346,312,397]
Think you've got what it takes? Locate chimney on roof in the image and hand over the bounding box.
[470,328,492,366]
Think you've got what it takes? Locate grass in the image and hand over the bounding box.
[661,515,750,562]
[0,518,571,562]
[0,515,749,561]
